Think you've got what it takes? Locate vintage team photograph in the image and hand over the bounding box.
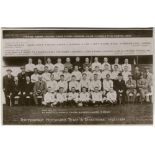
[1,28,153,125]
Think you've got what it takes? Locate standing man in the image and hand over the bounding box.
[25,58,35,77]
[64,57,73,72]
[112,58,122,71]
[91,57,102,71]
[31,67,39,84]
[122,58,131,72]
[101,57,111,71]
[73,56,82,71]
[18,66,28,105]
[42,66,51,83]
[83,57,91,71]
[3,68,14,106]
[23,76,33,105]
[90,74,102,91]
[57,74,68,92]
[54,58,64,72]
[36,59,45,74]
[133,66,141,81]
[45,57,54,73]
[114,73,126,104]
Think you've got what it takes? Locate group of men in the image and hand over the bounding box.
[3,56,153,107]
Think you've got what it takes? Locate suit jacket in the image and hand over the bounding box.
[33,81,47,94]
[18,72,28,91]
[3,75,14,92]
[114,79,126,92]
[24,82,33,95]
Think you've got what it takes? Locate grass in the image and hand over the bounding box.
[3,103,153,125]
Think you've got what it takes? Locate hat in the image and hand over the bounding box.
[6,68,12,72]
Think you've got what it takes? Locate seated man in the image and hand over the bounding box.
[3,68,14,106]
[57,74,68,92]
[23,76,33,105]
[103,74,113,94]
[101,57,111,71]
[91,86,103,106]
[83,66,93,81]
[33,75,47,105]
[114,73,126,104]
[137,74,149,103]
[43,87,57,107]
[56,87,67,106]
[79,87,90,107]
[63,67,71,82]
[69,75,80,92]
[126,74,137,104]
[106,87,117,105]
[46,73,58,93]
[90,74,101,91]
[79,73,90,92]
[67,87,79,106]
[64,57,73,72]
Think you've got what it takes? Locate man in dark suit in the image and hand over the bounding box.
[23,76,33,105]
[114,73,126,104]
[33,75,47,105]
[17,66,28,105]
[12,77,21,105]
[3,68,14,106]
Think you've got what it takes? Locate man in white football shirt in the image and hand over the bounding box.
[57,74,68,92]
[91,57,102,71]
[122,58,131,72]
[25,58,35,76]
[90,74,101,91]
[54,58,64,72]
[36,59,45,74]
[45,58,54,73]
[71,65,82,81]
[101,57,111,71]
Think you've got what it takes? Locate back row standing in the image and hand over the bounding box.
[25,57,132,75]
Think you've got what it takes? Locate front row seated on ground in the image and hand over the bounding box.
[42,86,117,107]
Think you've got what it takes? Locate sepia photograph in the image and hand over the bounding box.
[1,28,153,125]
